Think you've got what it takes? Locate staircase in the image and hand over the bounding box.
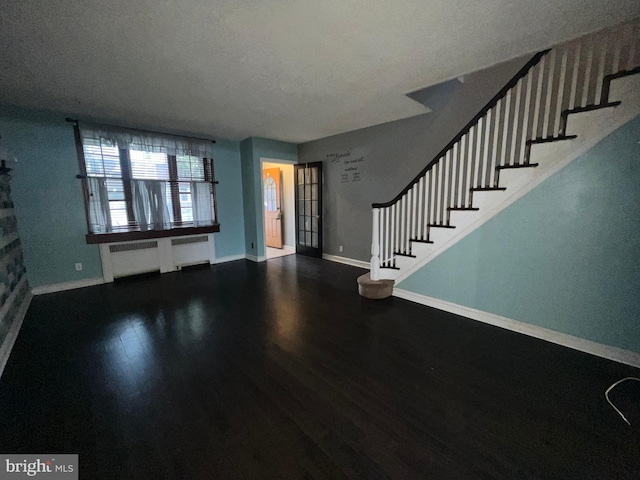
[361,19,640,297]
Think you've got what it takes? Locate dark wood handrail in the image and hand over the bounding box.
[372,49,550,209]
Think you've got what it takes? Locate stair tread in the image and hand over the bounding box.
[497,163,539,170]
[381,265,400,270]
[410,238,434,243]
[603,66,640,82]
[394,252,416,258]
[427,223,455,229]
[448,207,479,211]
[562,101,621,116]
[527,135,577,145]
[471,187,507,191]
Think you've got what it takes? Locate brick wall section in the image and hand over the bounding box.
[0,174,29,349]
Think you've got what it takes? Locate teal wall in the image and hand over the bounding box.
[0,105,246,287]
[0,107,103,287]
[398,115,640,353]
[210,139,245,259]
[240,137,297,258]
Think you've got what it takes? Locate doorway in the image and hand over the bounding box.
[261,160,296,260]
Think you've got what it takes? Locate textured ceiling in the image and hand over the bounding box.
[1,1,639,143]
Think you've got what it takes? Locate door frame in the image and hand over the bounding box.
[260,157,298,258]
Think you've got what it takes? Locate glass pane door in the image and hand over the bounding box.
[294,162,322,258]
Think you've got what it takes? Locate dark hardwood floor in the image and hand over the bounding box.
[1,256,639,479]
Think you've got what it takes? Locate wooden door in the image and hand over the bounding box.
[294,162,322,258]
[263,168,283,248]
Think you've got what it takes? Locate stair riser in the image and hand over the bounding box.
[410,242,432,257]
[607,74,640,104]
[427,228,456,245]
[528,139,577,166]
[379,269,399,280]
[395,255,415,271]
[469,190,507,211]
[447,210,480,231]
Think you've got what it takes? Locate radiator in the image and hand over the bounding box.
[99,234,214,281]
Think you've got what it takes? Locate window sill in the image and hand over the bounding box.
[85,224,220,244]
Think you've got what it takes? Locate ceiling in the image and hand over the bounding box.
[1,1,639,143]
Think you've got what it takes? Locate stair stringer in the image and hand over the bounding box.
[380,73,640,283]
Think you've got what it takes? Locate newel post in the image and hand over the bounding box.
[370,208,381,280]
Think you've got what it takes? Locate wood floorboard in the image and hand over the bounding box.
[0,256,639,479]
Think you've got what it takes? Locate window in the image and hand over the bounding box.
[76,123,218,242]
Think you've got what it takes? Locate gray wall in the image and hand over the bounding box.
[298,55,530,261]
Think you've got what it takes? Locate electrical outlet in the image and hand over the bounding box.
[75,262,83,271]
[339,245,343,252]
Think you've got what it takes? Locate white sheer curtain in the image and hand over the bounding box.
[87,177,111,233]
[191,182,214,226]
[131,180,171,231]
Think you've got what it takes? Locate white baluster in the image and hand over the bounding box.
[553,47,568,137]
[510,79,523,164]
[370,208,381,280]
[418,176,425,239]
[542,49,556,138]
[390,204,396,265]
[520,73,533,161]
[412,184,418,242]
[468,123,478,191]
[482,107,497,184]
[582,40,594,107]
[568,43,581,110]
[595,35,608,104]
[490,99,502,187]
[531,57,546,139]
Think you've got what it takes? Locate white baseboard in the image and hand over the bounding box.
[393,288,640,369]
[322,254,369,270]
[0,290,32,378]
[32,277,105,295]
[212,254,246,264]
[245,254,267,263]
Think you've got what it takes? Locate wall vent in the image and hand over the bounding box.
[171,236,209,246]
[109,241,158,253]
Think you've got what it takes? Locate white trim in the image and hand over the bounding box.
[32,277,105,296]
[0,289,32,378]
[99,243,114,283]
[322,254,369,270]
[0,208,15,220]
[245,254,267,263]
[393,288,640,369]
[260,157,298,165]
[207,233,216,264]
[212,253,246,264]
[260,157,298,261]
[284,244,295,249]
